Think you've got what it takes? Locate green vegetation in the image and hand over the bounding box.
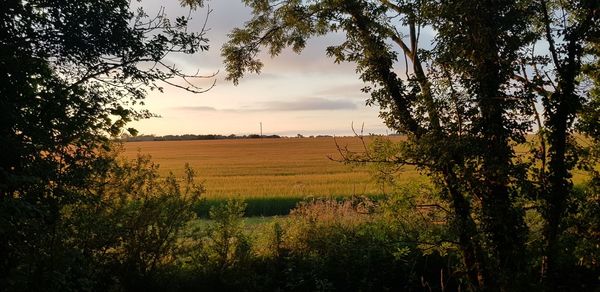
[0,0,209,290]
[2,0,599,291]
[137,189,462,291]
[223,0,600,290]
[196,197,302,217]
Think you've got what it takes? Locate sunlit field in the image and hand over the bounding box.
[122,136,425,200]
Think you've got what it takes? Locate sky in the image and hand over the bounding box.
[128,0,391,137]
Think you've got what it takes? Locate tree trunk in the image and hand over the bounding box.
[543,34,582,290]
[469,3,528,288]
[444,168,489,290]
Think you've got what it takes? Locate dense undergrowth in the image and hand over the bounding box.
[130,195,461,292]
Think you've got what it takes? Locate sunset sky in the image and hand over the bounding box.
[129,0,393,137]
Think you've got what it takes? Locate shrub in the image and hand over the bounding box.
[182,200,253,289]
[62,153,203,291]
[272,195,455,291]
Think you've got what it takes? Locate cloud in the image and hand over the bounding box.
[313,84,368,99]
[257,97,357,111]
[172,106,217,111]
[170,98,357,113]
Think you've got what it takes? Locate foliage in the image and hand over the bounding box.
[280,197,418,291]
[198,200,251,273]
[67,153,203,291]
[222,0,600,289]
[1,150,203,291]
[2,0,598,290]
[0,1,210,290]
[182,200,253,289]
[168,193,461,291]
[196,197,302,217]
[1,0,210,199]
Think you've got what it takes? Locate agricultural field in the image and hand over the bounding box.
[120,135,591,217]
[121,136,424,201]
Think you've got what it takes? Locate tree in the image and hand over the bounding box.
[524,1,599,286]
[0,0,211,289]
[222,0,599,289]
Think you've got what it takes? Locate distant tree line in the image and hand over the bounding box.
[119,133,349,141]
[121,133,282,142]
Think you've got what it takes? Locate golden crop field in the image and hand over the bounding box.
[121,137,424,200]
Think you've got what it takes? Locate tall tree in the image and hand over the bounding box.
[0,0,211,289]
[522,0,599,287]
[222,0,599,289]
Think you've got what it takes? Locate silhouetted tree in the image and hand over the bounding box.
[526,2,600,287]
[222,0,599,289]
[0,1,211,289]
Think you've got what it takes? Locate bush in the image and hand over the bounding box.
[276,195,456,291]
[176,200,254,290]
[60,153,203,291]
